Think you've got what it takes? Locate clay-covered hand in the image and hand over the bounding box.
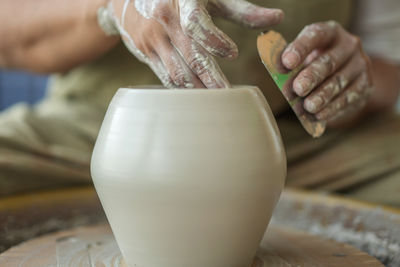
[109,0,283,88]
[282,21,373,122]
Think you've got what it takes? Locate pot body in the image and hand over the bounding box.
[91,86,286,267]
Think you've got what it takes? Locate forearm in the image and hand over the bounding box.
[366,58,400,112]
[0,0,119,73]
[350,0,400,115]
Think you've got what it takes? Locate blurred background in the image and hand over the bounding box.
[0,70,47,111]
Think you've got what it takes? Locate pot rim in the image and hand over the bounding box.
[119,85,258,92]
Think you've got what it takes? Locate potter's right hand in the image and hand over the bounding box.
[109,0,283,88]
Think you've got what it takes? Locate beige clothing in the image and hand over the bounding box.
[1,0,400,207]
[1,98,400,207]
[0,100,99,195]
[352,0,400,64]
[282,111,400,207]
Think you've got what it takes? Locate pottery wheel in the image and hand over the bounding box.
[0,223,383,267]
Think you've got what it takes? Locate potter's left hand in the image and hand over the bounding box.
[282,21,374,122]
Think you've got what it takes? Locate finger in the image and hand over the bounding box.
[282,21,339,69]
[166,20,231,88]
[148,56,176,88]
[293,33,360,97]
[329,99,368,123]
[315,73,372,121]
[156,38,205,88]
[303,50,322,66]
[118,20,176,88]
[179,0,238,58]
[304,51,367,113]
[208,0,283,28]
[185,42,231,88]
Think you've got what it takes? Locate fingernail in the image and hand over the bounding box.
[282,50,300,69]
[305,96,323,113]
[294,78,311,96]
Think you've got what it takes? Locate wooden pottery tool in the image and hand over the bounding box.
[257,31,326,138]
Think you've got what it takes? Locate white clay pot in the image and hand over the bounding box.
[91,86,286,267]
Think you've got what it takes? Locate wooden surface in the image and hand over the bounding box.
[272,189,400,266]
[1,187,400,266]
[0,187,105,252]
[0,223,384,267]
